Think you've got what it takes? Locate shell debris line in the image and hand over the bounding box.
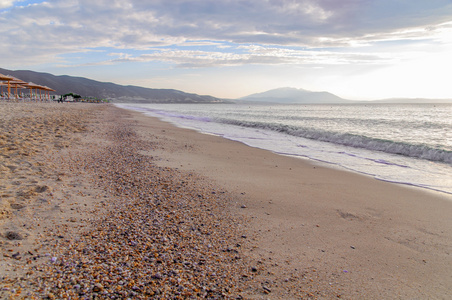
[0,103,273,299]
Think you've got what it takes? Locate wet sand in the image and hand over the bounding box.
[129,107,452,299]
[1,103,451,299]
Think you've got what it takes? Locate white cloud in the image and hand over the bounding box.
[2,0,452,98]
[0,0,17,9]
[80,44,395,70]
[3,0,452,54]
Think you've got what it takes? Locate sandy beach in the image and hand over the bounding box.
[1,103,451,299]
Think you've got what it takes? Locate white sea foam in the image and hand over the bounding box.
[216,119,452,164]
[117,103,452,195]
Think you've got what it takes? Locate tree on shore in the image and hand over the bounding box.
[63,93,81,100]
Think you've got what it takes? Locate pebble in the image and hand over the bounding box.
[0,104,255,299]
[5,231,23,240]
[0,104,333,299]
[93,283,103,292]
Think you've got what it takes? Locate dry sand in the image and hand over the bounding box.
[0,103,451,299]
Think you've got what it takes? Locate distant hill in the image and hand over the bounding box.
[239,87,350,104]
[238,87,452,104]
[0,68,227,103]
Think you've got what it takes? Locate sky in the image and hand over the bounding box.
[1,0,452,100]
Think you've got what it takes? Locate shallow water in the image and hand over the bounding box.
[117,103,452,196]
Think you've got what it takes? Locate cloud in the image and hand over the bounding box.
[82,43,395,70]
[0,0,18,9]
[1,0,452,68]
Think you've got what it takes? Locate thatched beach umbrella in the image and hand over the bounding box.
[0,82,7,95]
[0,74,14,99]
[1,74,56,101]
[34,85,53,101]
[41,86,56,101]
[8,77,28,100]
[0,82,7,98]
[24,83,55,101]
[0,74,12,80]
[24,82,42,101]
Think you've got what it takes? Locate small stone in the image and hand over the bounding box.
[10,203,25,210]
[241,205,247,208]
[5,231,23,240]
[35,185,50,193]
[93,283,104,292]
[47,293,55,299]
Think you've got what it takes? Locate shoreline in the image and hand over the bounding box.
[1,103,451,299]
[124,104,452,199]
[127,106,452,298]
[266,151,452,199]
[118,103,452,197]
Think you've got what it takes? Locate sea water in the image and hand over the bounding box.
[116,103,452,196]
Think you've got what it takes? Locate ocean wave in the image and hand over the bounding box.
[159,111,212,122]
[120,105,213,122]
[219,119,452,165]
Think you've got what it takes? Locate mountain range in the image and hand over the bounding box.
[239,87,350,104]
[239,87,452,104]
[2,68,452,104]
[0,68,226,103]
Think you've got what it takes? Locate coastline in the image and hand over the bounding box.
[127,106,452,298]
[1,103,451,299]
[117,102,452,196]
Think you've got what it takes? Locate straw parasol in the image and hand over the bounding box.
[23,82,55,101]
[8,76,28,99]
[0,74,13,81]
[38,85,56,101]
[23,82,41,100]
[0,82,8,96]
[1,74,57,101]
[0,74,14,98]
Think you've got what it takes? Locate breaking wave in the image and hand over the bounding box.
[218,119,452,165]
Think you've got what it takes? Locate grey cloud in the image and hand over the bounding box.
[2,0,452,67]
[128,0,452,43]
